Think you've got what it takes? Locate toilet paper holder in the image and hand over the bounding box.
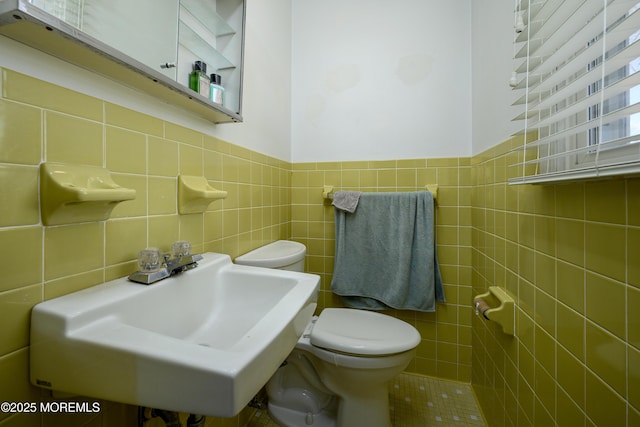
[473,286,515,336]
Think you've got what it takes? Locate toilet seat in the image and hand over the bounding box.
[269,308,420,427]
[310,308,420,356]
[236,242,420,427]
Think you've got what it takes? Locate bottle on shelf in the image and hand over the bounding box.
[209,73,225,105]
[189,61,210,98]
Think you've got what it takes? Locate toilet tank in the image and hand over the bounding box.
[235,240,306,272]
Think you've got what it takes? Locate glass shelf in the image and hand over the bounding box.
[178,20,235,71]
[180,0,235,37]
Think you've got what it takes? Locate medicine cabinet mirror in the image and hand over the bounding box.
[0,0,245,123]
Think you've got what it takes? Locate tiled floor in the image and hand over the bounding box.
[245,373,485,427]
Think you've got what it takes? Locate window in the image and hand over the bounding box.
[510,0,640,184]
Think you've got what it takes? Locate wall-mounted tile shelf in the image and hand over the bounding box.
[40,162,136,226]
[178,175,227,214]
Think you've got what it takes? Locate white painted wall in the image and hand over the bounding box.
[471,0,521,155]
[0,0,293,161]
[215,0,292,158]
[290,0,472,162]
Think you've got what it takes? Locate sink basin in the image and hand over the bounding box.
[30,252,319,417]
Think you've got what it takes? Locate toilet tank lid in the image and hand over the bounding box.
[235,240,306,268]
[310,308,421,356]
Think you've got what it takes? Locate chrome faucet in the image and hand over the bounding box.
[164,253,203,275]
[128,242,203,285]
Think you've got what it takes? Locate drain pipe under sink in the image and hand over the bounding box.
[138,407,205,427]
[186,414,206,426]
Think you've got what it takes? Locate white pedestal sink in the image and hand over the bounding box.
[30,252,319,417]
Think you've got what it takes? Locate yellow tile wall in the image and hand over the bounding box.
[0,68,291,427]
[291,158,474,381]
[9,60,638,427]
[471,135,640,426]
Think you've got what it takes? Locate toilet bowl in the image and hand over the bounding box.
[235,241,421,427]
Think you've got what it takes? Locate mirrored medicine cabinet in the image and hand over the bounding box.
[0,0,245,123]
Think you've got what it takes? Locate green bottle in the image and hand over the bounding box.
[189,61,210,98]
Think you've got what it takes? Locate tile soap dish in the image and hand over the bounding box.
[178,175,227,214]
[40,162,136,226]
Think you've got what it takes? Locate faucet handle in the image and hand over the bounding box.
[137,248,163,272]
[171,240,192,258]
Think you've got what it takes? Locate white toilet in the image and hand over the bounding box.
[235,240,421,427]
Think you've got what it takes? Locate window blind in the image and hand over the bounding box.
[509,0,640,184]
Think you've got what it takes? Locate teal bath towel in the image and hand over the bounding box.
[331,191,444,312]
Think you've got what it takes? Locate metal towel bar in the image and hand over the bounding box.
[322,184,438,203]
